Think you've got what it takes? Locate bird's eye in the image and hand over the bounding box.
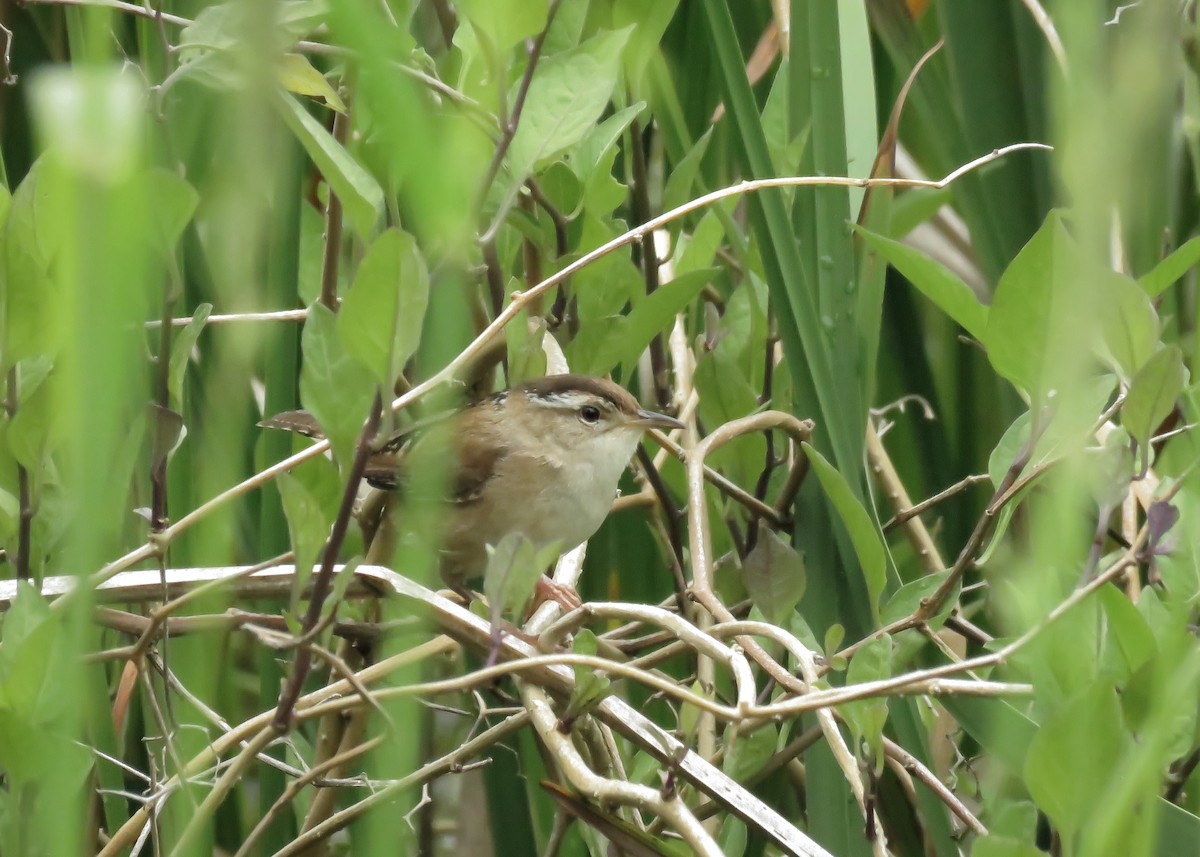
[580,405,601,424]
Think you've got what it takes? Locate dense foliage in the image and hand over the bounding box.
[0,1,1197,856]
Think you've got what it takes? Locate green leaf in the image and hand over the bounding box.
[855,225,988,342]
[615,268,715,373]
[983,211,1071,393]
[1024,682,1126,838]
[566,102,644,184]
[721,722,776,782]
[1139,235,1200,297]
[562,629,611,724]
[507,27,634,175]
[483,533,561,623]
[879,572,952,627]
[613,0,680,87]
[337,228,430,386]
[801,442,886,618]
[1,159,69,367]
[132,168,198,258]
[663,127,713,214]
[7,373,54,473]
[1097,585,1156,681]
[741,529,806,625]
[276,53,345,112]
[1123,345,1188,453]
[456,0,548,55]
[1093,271,1159,381]
[278,472,330,601]
[841,633,892,774]
[276,93,383,238]
[167,303,212,411]
[299,302,375,466]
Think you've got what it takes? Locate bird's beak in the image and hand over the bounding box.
[632,408,685,431]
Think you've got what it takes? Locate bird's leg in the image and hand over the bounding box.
[533,574,583,613]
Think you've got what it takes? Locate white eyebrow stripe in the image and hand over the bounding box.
[528,391,616,411]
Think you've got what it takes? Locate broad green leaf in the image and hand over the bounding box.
[337,228,430,386]
[612,268,716,374]
[7,374,54,473]
[180,0,326,56]
[562,629,611,725]
[276,53,345,112]
[566,102,644,184]
[663,127,713,214]
[721,722,776,782]
[1097,586,1156,681]
[841,632,892,774]
[1024,682,1126,838]
[278,472,330,601]
[505,304,547,384]
[983,212,1071,393]
[1139,235,1200,297]
[299,302,375,466]
[987,374,1118,487]
[132,168,198,258]
[802,442,886,617]
[2,160,69,367]
[741,529,806,625]
[277,93,383,237]
[1093,270,1159,381]
[456,0,548,55]
[879,571,952,627]
[167,303,212,411]
[855,225,988,341]
[613,0,680,87]
[483,533,561,624]
[507,27,634,175]
[1123,345,1188,454]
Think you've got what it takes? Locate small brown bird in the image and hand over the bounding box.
[262,375,683,606]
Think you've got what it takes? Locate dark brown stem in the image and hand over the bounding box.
[746,322,779,551]
[5,369,30,579]
[627,113,671,410]
[474,1,560,220]
[635,445,688,613]
[149,261,180,534]
[272,393,383,732]
[318,105,350,311]
[883,473,991,531]
[916,410,1046,621]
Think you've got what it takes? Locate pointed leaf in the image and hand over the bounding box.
[801,442,886,617]
[855,225,988,342]
[1139,235,1200,297]
[299,302,375,466]
[337,228,430,386]
[507,27,633,175]
[1123,345,1188,451]
[167,303,211,411]
[741,529,806,625]
[277,93,383,238]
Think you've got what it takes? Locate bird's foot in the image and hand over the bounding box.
[533,576,583,613]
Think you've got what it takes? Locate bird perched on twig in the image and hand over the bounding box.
[261,375,683,609]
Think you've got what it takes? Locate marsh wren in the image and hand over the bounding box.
[263,375,683,604]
